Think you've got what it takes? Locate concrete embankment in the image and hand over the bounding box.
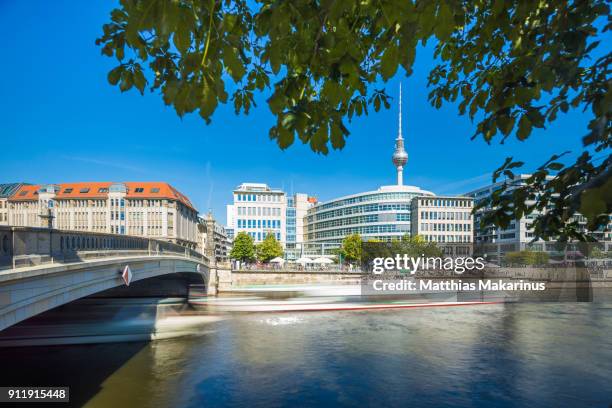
[218,270,362,291]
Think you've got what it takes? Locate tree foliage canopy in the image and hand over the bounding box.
[340,233,363,263]
[230,231,255,262]
[391,234,443,258]
[256,233,284,262]
[97,0,611,240]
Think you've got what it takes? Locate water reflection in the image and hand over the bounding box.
[0,300,610,407]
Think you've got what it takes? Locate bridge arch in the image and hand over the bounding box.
[0,255,209,332]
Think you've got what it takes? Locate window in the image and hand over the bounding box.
[151,187,160,193]
[98,188,108,193]
[19,191,27,196]
[135,188,144,193]
[80,188,90,193]
[63,188,73,194]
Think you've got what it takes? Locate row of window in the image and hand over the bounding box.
[311,224,412,239]
[236,206,282,216]
[419,223,472,232]
[237,219,281,229]
[314,192,424,211]
[310,203,413,222]
[111,225,125,234]
[245,231,281,241]
[54,186,159,195]
[420,211,472,221]
[236,193,283,202]
[110,211,125,221]
[418,199,472,207]
[424,235,472,243]
[311,213,411,231]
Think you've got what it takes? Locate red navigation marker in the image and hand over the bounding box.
[122,265,133,286]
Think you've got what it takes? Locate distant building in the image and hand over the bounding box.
[225,227,235,241]
[285,193,316,260]
[227,182,286,244]
[305,185,434,248]
[411,196,474,256]
[226,183,315,256]
[6,182,198,248]
[198,214,232,263]
[465,174,611,261]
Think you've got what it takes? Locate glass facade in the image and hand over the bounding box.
[305,186,434,245]
[286,196,296,246]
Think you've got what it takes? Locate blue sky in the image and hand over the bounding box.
[0,1,599,225]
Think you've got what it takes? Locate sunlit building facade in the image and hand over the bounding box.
[6,182,199,247]
[305,185,434,247]
[228,183,287,245]
[411,195,474,255]
[226,183,315,255]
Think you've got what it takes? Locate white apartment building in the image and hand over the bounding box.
[228,183,287,245]
[411,196,474,255]
[7,182,199,248]
[226,183,315,256]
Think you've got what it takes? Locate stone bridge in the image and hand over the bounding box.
[0,227,224,332]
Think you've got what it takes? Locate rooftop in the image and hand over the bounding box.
[234,183,284,194]
[0,183,28,199]
[9,182,197,211]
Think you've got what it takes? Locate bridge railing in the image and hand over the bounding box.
[0,226,207,270]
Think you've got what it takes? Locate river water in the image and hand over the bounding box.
[0,302,611,407]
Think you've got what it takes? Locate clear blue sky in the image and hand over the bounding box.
[0,1,597,225]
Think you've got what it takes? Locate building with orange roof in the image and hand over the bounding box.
[7,182,199,248]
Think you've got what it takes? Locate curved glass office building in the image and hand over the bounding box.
[305,185,434,246]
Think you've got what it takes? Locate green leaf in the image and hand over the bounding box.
[310,125,329,154]
[330,121,346,150]
[435,4,454,41]
[199,85,218,123]
[223,44,246,82]
[107,66,123,85]
[173,26,190,53]
[517,115,532,140]
[132,68,146,94]
[119,70,133,92]
[380,45,399,80]
[498,114,516,136]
